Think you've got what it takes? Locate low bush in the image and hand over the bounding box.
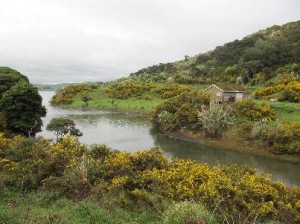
[152,91,210,132]
[252,121,300,154]
[235,100,277,122]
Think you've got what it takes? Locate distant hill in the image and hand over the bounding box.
[34,83,80,91]
[129,20,300,85]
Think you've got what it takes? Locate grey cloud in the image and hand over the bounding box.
[0,0,299,83]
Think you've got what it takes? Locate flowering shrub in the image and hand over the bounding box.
[106,81,190,101]
[255,81,300,102]
[279,81,300,102]
[93,155,300,223]
[236,100,276,122]
[153,84,189,99]
[106,81,155,99]
[0,135,85,189]
[0,134,299,223]
[252,121,300,154]
[50,84,93,105]
[254,84,285,98]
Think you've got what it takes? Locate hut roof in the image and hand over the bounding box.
[204,84,251,93]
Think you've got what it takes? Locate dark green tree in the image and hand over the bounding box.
[81,95,91,106]
[46,117,83,141]
[0,82,47,136]
[0,67,29,95]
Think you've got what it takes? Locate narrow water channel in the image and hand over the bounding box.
[38,91,300,186]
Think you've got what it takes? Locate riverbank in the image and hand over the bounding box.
[52,102,300,164]
[45,87,300,171]
[168,130,300,164]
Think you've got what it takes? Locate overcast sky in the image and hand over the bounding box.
[0,0,299,84]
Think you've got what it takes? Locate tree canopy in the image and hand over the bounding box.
[46,117,83,140]
[0,67,29,95]
[0,67,46,136]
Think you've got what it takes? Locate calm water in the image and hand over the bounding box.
[38,91,300,186]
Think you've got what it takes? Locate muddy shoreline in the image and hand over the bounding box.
[166,130,300,164]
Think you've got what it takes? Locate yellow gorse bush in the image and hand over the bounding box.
[0,133,21,150]
[106,81,190,100]
[236,99,276,122]
[0,133,22,171]
[106,81,156,99]
[252,121,300,154]
[51,84,93,105]
[255,81,300,102]
[0,133,299,222]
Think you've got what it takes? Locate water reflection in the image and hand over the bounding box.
[151,129,300,185]
[38,91,300,185]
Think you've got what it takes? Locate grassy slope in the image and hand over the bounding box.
[255,100,300,122]
[68,87,164,113]
[64,84,207,113]
[0,190,160,224]
[270,101,300,122]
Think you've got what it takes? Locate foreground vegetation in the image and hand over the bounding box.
[0,190,162,224]
[1,134,299,223]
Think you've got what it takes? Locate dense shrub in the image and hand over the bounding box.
[106,81,190,100]
[153,84,189,99]
[51,84,93,105]
[99,156,300,223]
[255,81,300,102]
[152,91,210,132]
[106,81,155,99]
[279,81,300,102]
[0,134,299,223]
[235,100,276,122]
[0,135,85,190]
[252,121,300,154]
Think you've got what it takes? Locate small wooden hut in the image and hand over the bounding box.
[204,84,251,103]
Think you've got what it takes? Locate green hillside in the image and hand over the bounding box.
[129,20,300,85]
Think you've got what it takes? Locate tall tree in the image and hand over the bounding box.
[0,82,47,136]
